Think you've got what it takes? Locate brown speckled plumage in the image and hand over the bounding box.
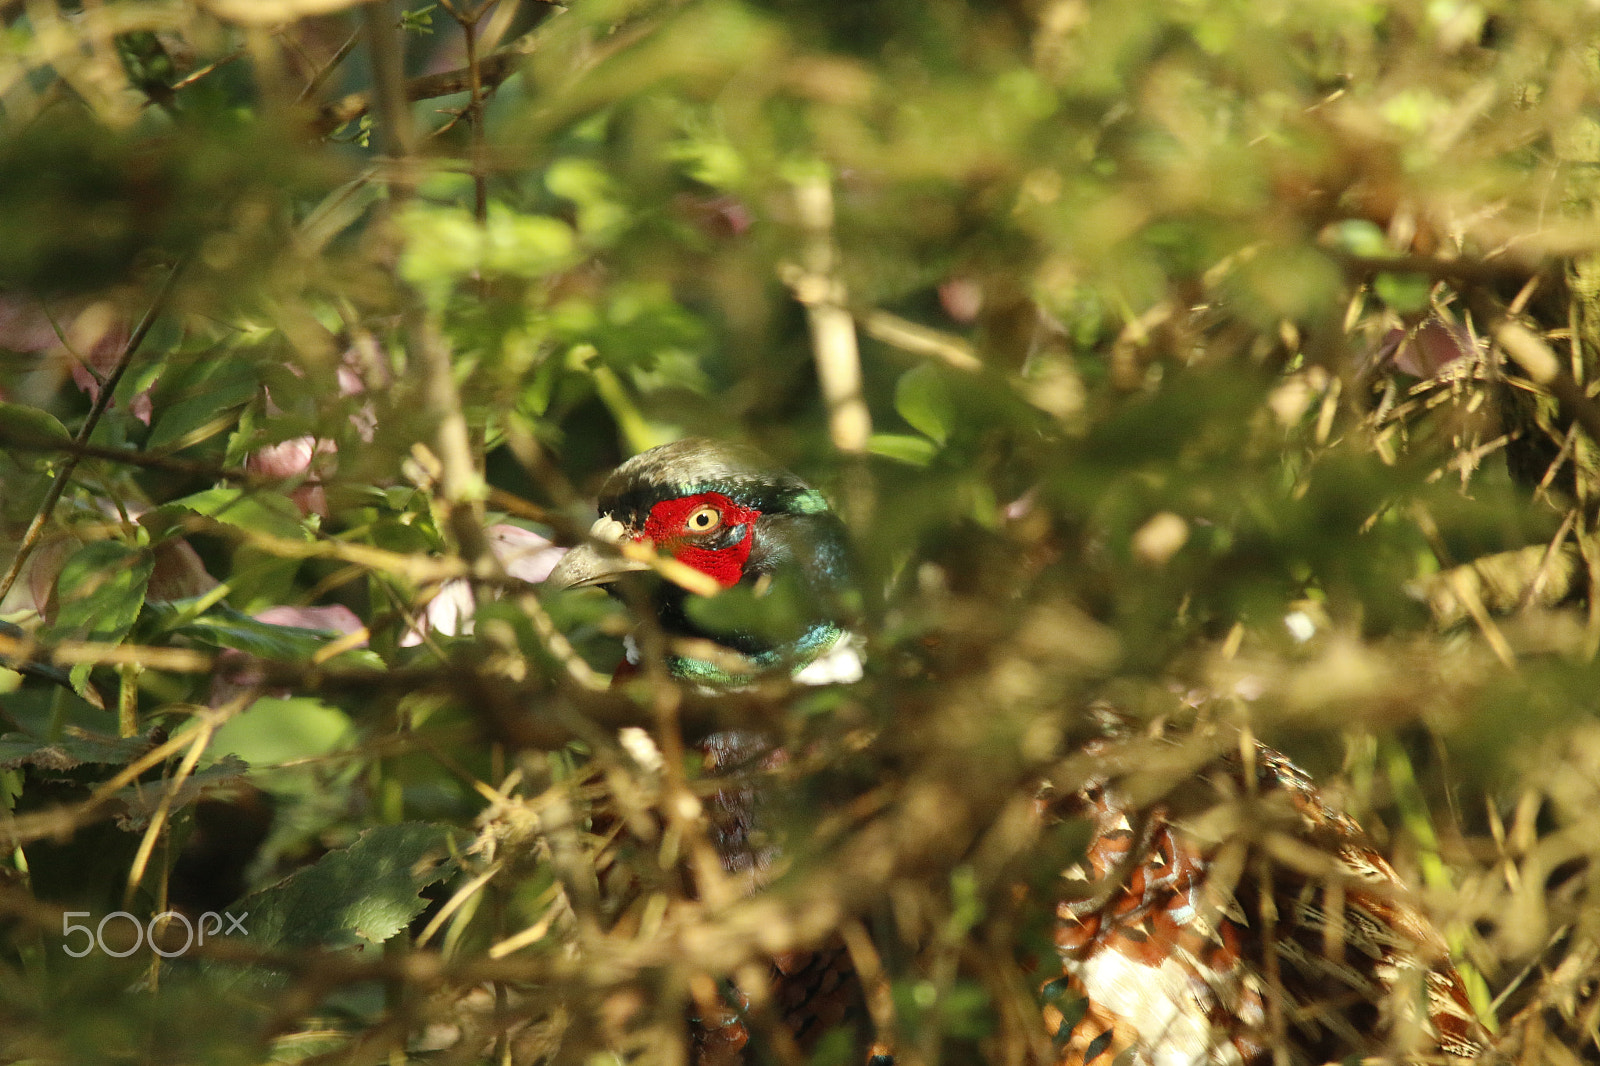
[1045,741,1485,1066]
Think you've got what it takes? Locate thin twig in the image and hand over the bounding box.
[0,425,267,482]
[449,0,491,225]
[0,629,213,675]
[311,45,530,137]
[366,3,492,563]
[414,860,504,948]
[0,703,241,850]
[183,515,471,584]
[1495,320,1600,449]
[860,309,984,373]
[170,48,247,93]
[295,29,361,103]
[122,711,224,908]
[511,590,609,692]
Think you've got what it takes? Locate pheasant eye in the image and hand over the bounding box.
[684,504,722,534]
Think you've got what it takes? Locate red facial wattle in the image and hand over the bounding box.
[639,492,761,589]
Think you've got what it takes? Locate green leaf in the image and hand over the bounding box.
[868,433,938,466]
[147,601,345,660]
[45,541,153,649]
[1323,218,1390,258]
[1374,271,1433,315]
[224,822,455,961]
[666,135,748,190]
[112,754,250,830]
[545,158,627,239]
[398,202,579,302]
[0,402,70,445]
[397,202,482,299]
[167,486,308,540]
[894,363,954,445]
[483,205,578,277]
[209,696,353,769]
[400,4,436,34]
[146,376,256,451]
[0,731,149,770]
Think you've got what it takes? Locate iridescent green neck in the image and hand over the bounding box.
[665,622,846,687]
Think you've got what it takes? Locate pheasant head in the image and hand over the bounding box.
[545,438,855,685]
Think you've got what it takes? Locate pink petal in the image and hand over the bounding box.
[488,524,563,583]
[255,604,365,637]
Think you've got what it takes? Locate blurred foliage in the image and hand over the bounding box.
[0,0,1599,1062]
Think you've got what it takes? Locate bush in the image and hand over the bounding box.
[1,1,1599,1062]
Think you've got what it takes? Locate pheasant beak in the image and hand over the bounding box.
[544,517,652,592]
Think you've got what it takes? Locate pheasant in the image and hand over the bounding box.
[545,437,1487,1066]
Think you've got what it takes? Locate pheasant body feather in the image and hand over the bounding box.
[1049,741,1483,1066]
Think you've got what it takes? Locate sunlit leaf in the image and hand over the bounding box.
[868,433,938,466]
[209,696,354,768]
[167,486,308,540]
[1374,272,1433,315]
[894,363,954,446]
[214,823,455,988]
